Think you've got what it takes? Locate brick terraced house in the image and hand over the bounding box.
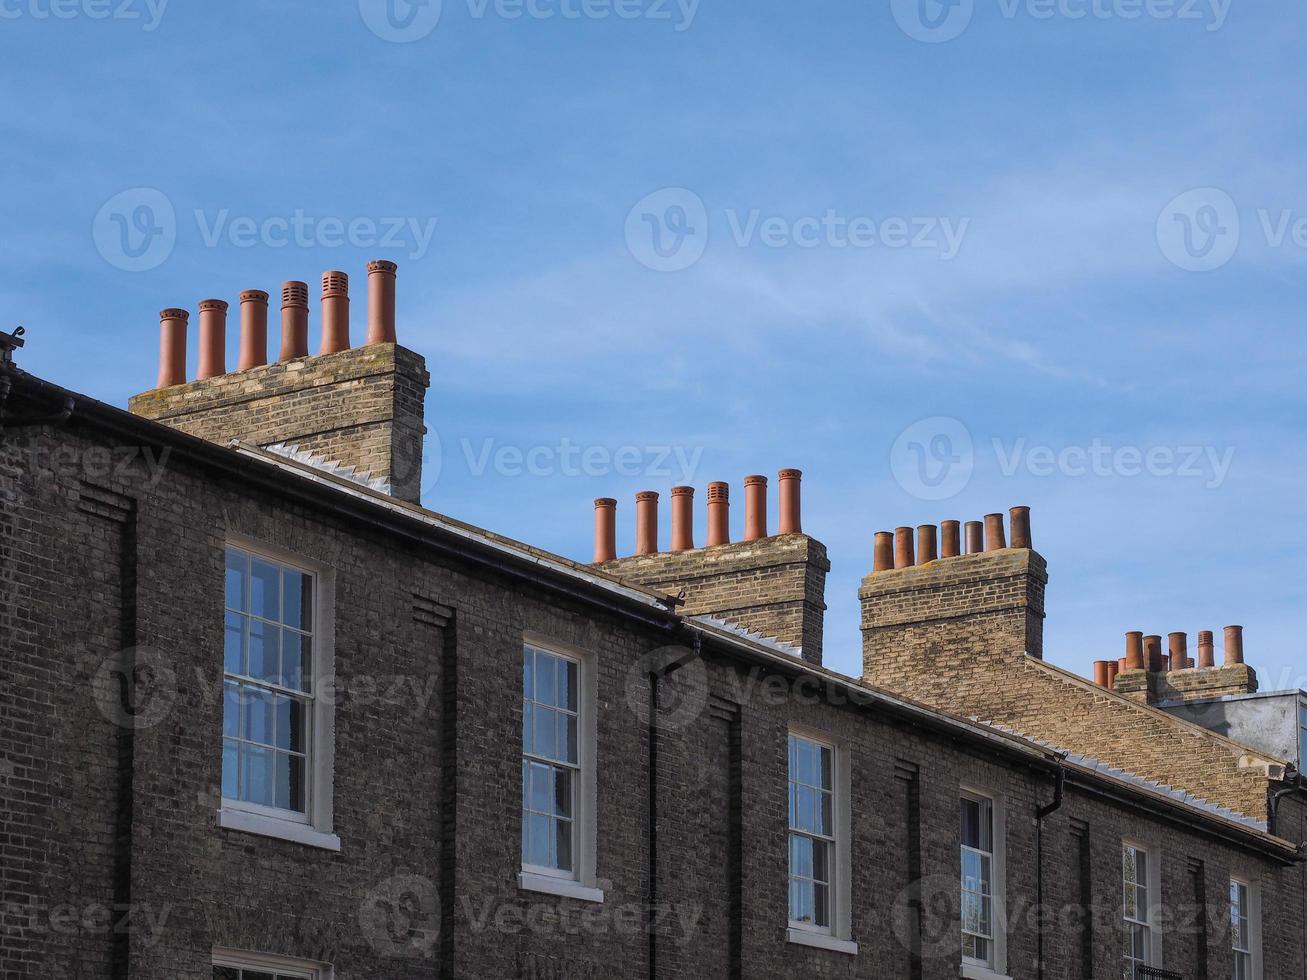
[1,264,1304,980]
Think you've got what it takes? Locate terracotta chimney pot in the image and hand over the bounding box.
[983,513,1006,552]
[593,498,616,563]
[1144,634,1163,673]
[894,527,915,569]
[1009,506,1032,549]
[157,308,189,388]
[1124,632,1145,671]
[280,281,309,361]
[1106,660,1120,688]
[941,520,961,558]
[670,486,694,551]
[1167,633,1188,672]
[366,259,398,345]
[635,491,659,555]
[777,469,802,535]
[320,271,350,354]
[1197,630,1216,668]
[1223,625,1245,665]
[238,290,269,371]
[916,525,938,565]
[743,475,768,541]
[873,531,894,573]
[706,482,730,546]
[197,299,228,380]
[964,520,984,555]
[1093,661,1110,687]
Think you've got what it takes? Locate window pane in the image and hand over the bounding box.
[537,653,557,706]
[533,706,557,761]
[795,739,814,786]
[275,752,306,812]
[245,687,274,744]
[811,838,830,885]
[281,631,310,693]
[222,740,239,799]
[962,798,981,848]
[813,881,830,928]
[527,813,550,867]
[282,569,311,630]
[243,745,274,807]
[523,647,534,699]
[817,789,832,836]
[795,786,817,833]
[274,695,305,753]
[529,762,552,814]
[213,969,240,980]
[249,619,279,683]
[792,879,814,924]
[250,559,280,620]
[562,659,578,712]
[223,681,241,738]
[522,702,533,754]
[818,745,833,790]
[790,834,812,878]
[553,767,573,819]
[224,613,246,674]
[225,550,247,611]
[560,713,578,765]
[555,817,573,872]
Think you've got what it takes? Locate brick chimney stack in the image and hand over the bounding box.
[594,469,829,664]
[129,260,431,504]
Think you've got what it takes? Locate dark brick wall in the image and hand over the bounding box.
[2,413,1304,980]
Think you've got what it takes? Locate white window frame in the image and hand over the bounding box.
[518,635,602,904]
[1123,841,1163,976]
[1230,876,1262,980]
[217,537,339,852]
[960,786,1009,980]
[212,948,332,979]
[785,726,857,956]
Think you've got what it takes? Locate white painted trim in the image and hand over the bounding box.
[785,928,858,955]
[961,964,1013,980]
[960,785,1007,977]
[218,807,340,851]
[1122,839,1163,969]
[521,635,599,892]
[212,946,333,978]
[222,537,338,843]
[1231,875,1263,980]
[517,871,605,904]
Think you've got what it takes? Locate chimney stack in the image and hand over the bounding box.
[320,271,350,354]
[635,491,659,555]
[366,259,398,345]
[1197,630,1216,667]
[778,469,802,534]
[1009,506,1032,549]
[965,520,984,554]
[941,520,961,558]
[983,513,1006,552]
[894,527,914,569]
[743,475,768,541]
[593,498,617,563]
[706,482,730,546]
[1124,631,1145,671]
[1223,625,1245,665]
[916,525,938,565]
[157,308,189,388]
[197,299,228,380]
[670,486,694,551]
[238,290,269,371]
[280,281,309,361]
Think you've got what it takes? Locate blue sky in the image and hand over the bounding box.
[3,0,1304,687]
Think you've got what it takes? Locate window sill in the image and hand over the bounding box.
[218,808,340,852]
[786,928,859,956]
[518,872,605,904]
[961,964,1011,980]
